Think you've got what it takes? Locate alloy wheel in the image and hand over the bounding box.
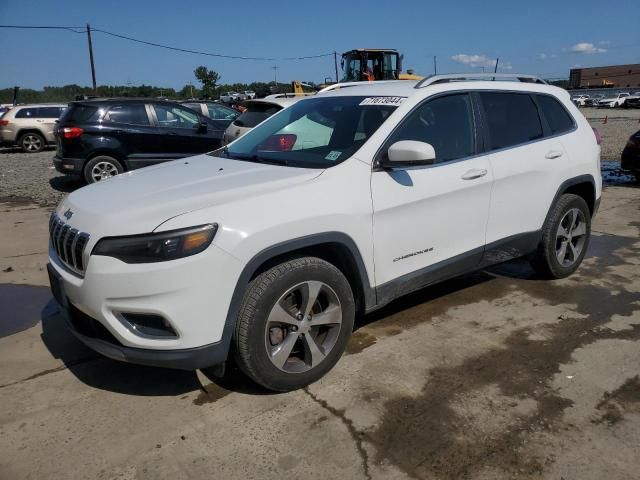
[555,208,587,267]
[264,281,342,373]
[22,135,42,152]
[91,161,118,182]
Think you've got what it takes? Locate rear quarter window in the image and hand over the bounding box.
[60,105,100,123]
[536,95,575,135]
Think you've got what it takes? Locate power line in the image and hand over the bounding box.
[0,24,334,61]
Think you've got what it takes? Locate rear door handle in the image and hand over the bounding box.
[545,150,563,159]
[461,168,488,180]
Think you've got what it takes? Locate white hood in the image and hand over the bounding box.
[56,154,323,238]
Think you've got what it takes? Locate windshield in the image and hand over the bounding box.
[215,96,399,168]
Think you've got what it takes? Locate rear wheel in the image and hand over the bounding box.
[530,194,591,279]
[19,132,45,153]
[234,257,355,391]
[83,156,124,184]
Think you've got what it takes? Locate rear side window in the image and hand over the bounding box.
[386,93,475,163]
[60,105,99,123]
[479,92,543,150]
[234,103,282,128]
[106,104,150,125]
[15,108,38,118]
[536,95,575,135]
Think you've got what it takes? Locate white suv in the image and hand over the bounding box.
[48,74,601,391]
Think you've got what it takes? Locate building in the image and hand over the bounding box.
[569,64,640,89]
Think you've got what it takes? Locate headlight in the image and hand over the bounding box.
[92,224,218,263]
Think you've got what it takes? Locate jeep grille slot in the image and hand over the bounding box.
[49,213,90,274]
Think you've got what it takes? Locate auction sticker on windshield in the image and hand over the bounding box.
[359,97,406,106]
[325,150,342,161]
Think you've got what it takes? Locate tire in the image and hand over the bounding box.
[83,155,124,184]
[233,257,355,391]
[530,194,591,279]
[19,132,45,153]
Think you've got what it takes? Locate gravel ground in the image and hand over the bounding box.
[0,107,638,206]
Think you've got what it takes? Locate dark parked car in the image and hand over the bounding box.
[54,99,228,183]
[179,100,239,129]
[621,129,640,182]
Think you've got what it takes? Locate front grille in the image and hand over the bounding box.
[49,213,90,275]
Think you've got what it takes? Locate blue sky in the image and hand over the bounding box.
[1,0,638,89]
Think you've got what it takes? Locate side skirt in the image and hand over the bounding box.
[371,231,541,312]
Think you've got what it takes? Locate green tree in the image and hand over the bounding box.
[194,66,220,99]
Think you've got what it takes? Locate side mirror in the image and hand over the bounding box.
[386,140,436,167]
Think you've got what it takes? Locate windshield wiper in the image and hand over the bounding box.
[226,152,289,166]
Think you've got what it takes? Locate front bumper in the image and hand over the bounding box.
[47,238,244,369]
[53,154,84,175]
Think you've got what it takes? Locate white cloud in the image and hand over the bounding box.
[538,53,548,60]
[570,42,607,54]
[451,54,503,69]
[598,40,610,46]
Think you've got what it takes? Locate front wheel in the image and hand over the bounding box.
[233,257,355,391]
[530,194,591,279]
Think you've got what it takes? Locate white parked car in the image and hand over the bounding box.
[597,92,630,108]
[48,74,601,391]
[244,90,256,99]
[222,95,308,145]
[571,94,589,107]
[220,91,242,103]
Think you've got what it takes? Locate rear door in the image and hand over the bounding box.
[150,103,222,156]
[102,103,160,168]
[478,91,568,245]
[36,106,65,142]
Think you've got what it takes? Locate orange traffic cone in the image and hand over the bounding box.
[603,115,608,124]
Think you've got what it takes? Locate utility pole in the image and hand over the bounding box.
[433,56,437,75]
[334,51,339,83]
[189,84,194,98]
[494,57,499,73]
[272,65,279,85]
[86,24,97,94]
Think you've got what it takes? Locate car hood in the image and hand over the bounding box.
[56,154,323,236]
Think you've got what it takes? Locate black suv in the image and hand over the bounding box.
[54,99,235,183]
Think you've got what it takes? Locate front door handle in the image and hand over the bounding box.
[545,150,563,159]
[461,168,488,180]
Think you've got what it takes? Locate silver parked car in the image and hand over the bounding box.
[0,104,66,152]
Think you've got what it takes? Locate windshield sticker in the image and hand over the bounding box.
[359,96,406,106]
[325,150,342,161]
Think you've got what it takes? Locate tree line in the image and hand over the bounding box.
[0,66,319,104]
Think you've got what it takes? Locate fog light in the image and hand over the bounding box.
[118,312,178,338]
[63,163,75,169]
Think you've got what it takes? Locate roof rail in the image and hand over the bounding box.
[317,80,408,93]
[415,73,547,89]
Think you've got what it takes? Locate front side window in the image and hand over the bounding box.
[218,96,398,168]
[153,104,199,128]
[536,95,574,135]
[182,103,203,115]
[106,104,150,125]
[384,93,475,163]
[480,92,543,150]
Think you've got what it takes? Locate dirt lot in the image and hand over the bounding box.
[0,115,639,479]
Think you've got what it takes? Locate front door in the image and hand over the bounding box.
[371,93,493,295]
[151,103,220,156]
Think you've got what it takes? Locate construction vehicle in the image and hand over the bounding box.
[340,49,423,82]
